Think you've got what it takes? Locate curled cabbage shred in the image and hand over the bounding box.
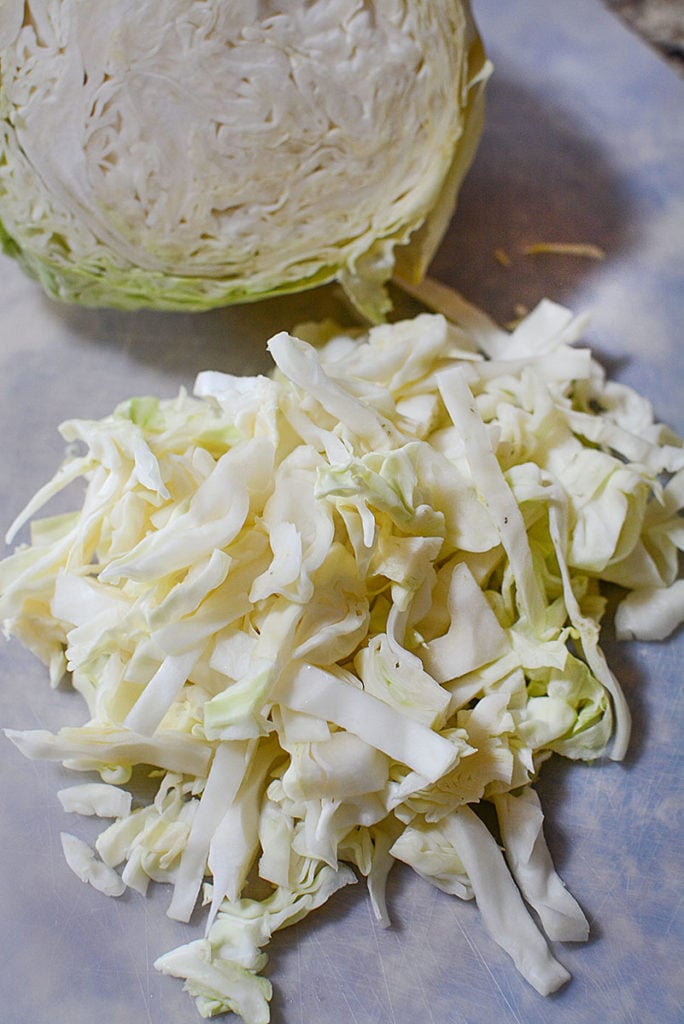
[0,0,489,320]
[2,296,682,1022]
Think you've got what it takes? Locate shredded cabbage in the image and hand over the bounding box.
[2,295,682,1021]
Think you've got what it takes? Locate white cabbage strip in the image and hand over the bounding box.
[1,299,682,1022]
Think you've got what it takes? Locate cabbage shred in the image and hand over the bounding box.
[1,301,683,1021]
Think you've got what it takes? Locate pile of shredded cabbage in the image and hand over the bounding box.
[1,295,683,1023]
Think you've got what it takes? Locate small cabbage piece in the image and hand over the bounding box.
[2,296,682,1023]
[614,578,684,641]
[57,782,132,818]
[156,858,356,1023]
[0,0,490,320]
[433,806,571,996]
[494,788,589,944]
[60,832,127,898]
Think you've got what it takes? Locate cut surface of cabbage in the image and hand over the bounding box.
[1,297,682,1022]
[0,0,489,319]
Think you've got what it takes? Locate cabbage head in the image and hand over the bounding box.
[0,0,489,320]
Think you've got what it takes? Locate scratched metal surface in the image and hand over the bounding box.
[0,1,682,1023]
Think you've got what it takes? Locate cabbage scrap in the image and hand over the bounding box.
[2,300,683,1021]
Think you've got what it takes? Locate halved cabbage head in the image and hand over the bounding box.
[0,0,490,319]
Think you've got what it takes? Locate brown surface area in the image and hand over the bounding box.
[604,0,684,70]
